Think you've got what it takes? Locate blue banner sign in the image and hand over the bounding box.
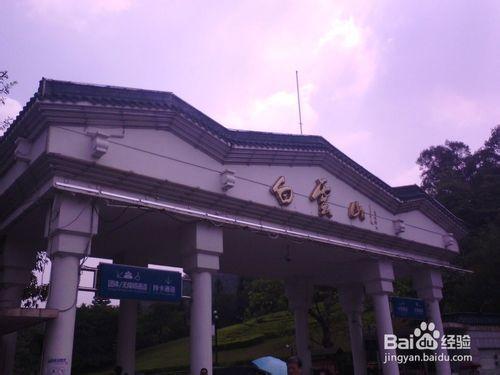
[391,297,426,320]
[97,263,182,302]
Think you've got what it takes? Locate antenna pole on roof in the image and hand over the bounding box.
[295,70,303,135]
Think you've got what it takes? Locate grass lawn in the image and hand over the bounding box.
[85,308,359,374]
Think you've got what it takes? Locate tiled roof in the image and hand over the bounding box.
[392,184,428,200]
[36,79,336,148]
[34,79,397,192]
[2,78,465,231]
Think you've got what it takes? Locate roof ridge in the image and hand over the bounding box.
[39,77,175,97]
[0,78,466,234]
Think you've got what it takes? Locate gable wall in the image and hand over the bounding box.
[46,125,454,252]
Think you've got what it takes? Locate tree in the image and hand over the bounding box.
[22,251,49,308]
[0,71,17,105]
[136,302,188,349]
[417,126,500,312]
[0,72,50,308]
[244,279,288,319]
[91,294,111,307]
[0,70,17,134]
[309,286,337,348]
[72,303,119,373]
[417,140,473,222]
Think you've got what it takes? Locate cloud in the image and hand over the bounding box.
[317,17,363,50]
[388,165,421,187]
[26,0,134,31]
[29,0,134,14]
[330,129,372,150]
[223,83,318,134]
[217,9,378,136]
[87,0,134,14]
[430,89,485,129]
[0,98,22,136]
[313,16,378,101]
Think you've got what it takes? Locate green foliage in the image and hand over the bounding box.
[0,70,17,133]
[86,310,296,374]
[137,302,189,349]
[217,332,265,351]
[213,277,250,327]
[85,308,362,375]
[417,140,473,221]
[309,286,338,348]
[417,125,500,313]
[444,217,500,312]
[14,326,44,375]
[0,71,17,105]
[22,251,49,308]
[91,295,111,307]
[244,279,288,319]
[72,304,119,373]
[393,278,417,298]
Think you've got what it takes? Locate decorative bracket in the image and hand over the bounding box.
[220,169,236,192]
[393,219,406,235]
[91,132,109,159]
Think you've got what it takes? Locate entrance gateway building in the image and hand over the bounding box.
[0,79,467,375]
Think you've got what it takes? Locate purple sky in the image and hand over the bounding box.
[1,0,498,186]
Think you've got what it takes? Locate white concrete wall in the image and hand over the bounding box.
[0,130,48,195]
[44,125,453,250]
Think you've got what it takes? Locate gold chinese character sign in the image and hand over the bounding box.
[348,201,365,221]
[309,178,332,218]
[270,176,294,206]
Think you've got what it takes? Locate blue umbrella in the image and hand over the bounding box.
[252,356,287,375]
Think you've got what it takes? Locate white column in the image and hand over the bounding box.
[339,285,367,375]
[182,222,223,375]
[116,299,138,375]
[285,278,313,373]
[413,269,451,375]
[41,194,98,374]
[42,254,81,373]
[190,271,213,372]
[364,261,399,375]
[0,237,34,375]
[114,255,144,375]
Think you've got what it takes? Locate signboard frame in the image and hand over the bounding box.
[96,263,183,303]
[390,296,426,320]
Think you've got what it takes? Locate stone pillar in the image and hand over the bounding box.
[114,255,145,375]
[182,222,223,375]
[41,194,98,375]
[339,285,367,375]
[0,237,35,375]
[285,278,313,373]
[116,299,138,375]
[364,261,399,375]
[190,271,213,372]
[413,269,451,375]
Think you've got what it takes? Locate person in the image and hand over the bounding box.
[287,356,303,375]
[113,365,123,375]
[200,368,208,375]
